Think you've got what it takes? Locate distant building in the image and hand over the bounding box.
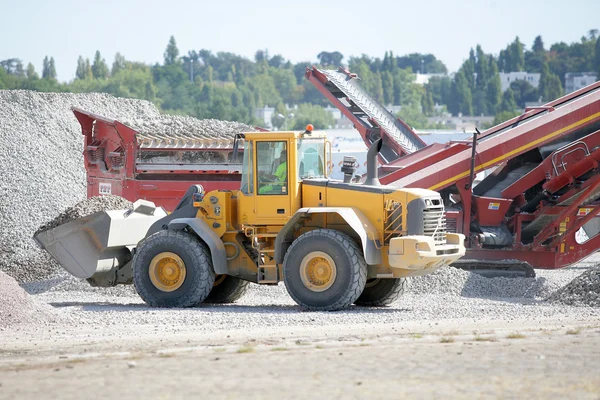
[414,73,447,85]
[565,72,598,93]
[254,105,275,129]
[499,72,540,92]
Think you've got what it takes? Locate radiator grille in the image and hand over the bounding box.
[423,206,446,244]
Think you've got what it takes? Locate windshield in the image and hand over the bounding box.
[297,138,325,179]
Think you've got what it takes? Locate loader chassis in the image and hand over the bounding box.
[36,129,465,310]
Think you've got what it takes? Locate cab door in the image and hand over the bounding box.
[254,140,292,224]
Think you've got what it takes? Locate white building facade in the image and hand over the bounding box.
[499,72,541,92]
[565,72,598,93]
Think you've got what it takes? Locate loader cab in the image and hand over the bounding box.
[237,128,328,226]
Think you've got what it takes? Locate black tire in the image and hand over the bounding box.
[283,229,367,311]
[203,275,250,304]
[133,230,215,307]
[354,278,405,307]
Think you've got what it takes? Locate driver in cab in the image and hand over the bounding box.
[258,150,287,194]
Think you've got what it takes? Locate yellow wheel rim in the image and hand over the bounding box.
[299,251,336,292]
[213,274,227,287]
[149,252,186,292]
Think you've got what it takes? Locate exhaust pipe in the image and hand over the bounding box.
[364,139,383,186]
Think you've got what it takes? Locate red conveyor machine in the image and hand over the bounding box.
[307,66,600,271]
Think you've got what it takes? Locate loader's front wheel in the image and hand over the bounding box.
[203,275,250,304]
[283,229,367,311]
[133,230,215,307]
[354,278,405,307]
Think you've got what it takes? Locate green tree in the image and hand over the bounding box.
[84,58,93,80]
[449,70,472,116]
[493,110,521,125]
[499,37,525,72]
[112,52,126,76]
[381,70,394,104]
[75,56,86,80]
[269,67,297,105]
[472,46,489,115]
[317,51,343,67]
[509,80,539,108]
[48,57,57,79]
[525,35,546,73]
[397,103,429,129]
[486,58,502,113]
[395,53,448,74]
[26,63,38,79]
[421,91,434,116]
[539,62,563,101]
[42,56,50,78]
[532,35,545,52]
[163,36,180,66]
[289,103,334,130]
[499,88,518,113]
[91,51,109,79]
[475,45,488,91]
[425,76,451,106]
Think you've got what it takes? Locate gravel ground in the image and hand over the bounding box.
[9,260,598,334]
[2,328,599,400]
[1,263,599,399]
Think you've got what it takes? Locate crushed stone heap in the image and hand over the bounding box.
[407,266,557,299]
[127,115,254,143]
[0,270,61,328]
[35,195,133,236]
[547,268,600,307]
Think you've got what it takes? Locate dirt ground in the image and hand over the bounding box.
[1,317,599,399]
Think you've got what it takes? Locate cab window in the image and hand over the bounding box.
[297,138,325,179]
[257,141,288,195]
[240,140,253,195]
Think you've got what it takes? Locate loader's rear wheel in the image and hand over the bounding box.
[203,275,250,304]
[133,230,215,308]
[354,278,405,307]
[283,229,367,311]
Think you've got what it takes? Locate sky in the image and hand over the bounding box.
[1,0,599,82]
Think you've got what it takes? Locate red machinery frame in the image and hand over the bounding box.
[74,108,244,211]
[308,66,600,269]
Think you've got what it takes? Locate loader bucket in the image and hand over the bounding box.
[34,200,168,279]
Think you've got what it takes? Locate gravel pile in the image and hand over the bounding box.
[35,195,133,236]
[0,90,158,282]
[407,266,556,299]
[547,268,600,307]
[128,115,253,143]
[0,270,60,328]
[0,90,249,283]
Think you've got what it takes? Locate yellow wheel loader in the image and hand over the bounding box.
[35,126,465,311]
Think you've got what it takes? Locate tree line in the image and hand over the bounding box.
[1,31,599,129]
